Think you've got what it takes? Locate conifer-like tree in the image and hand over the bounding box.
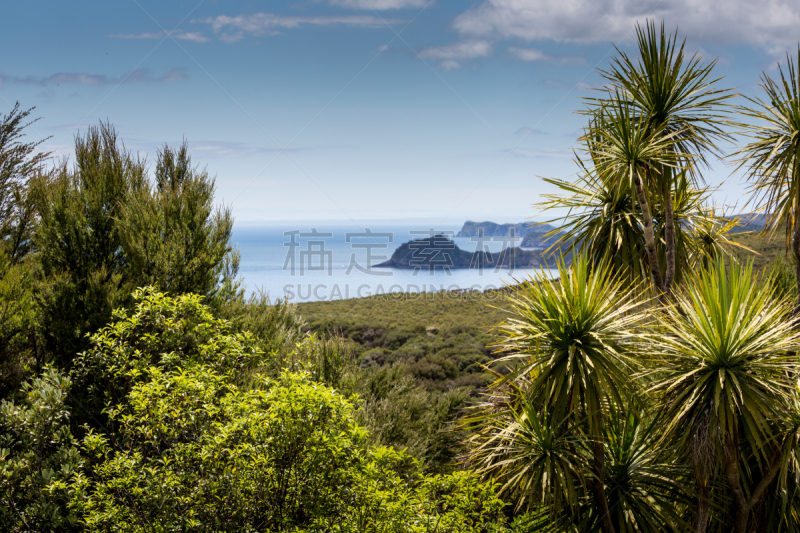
[32,124,239,367]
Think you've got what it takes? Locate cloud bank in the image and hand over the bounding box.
[110,31,209,43]
[453,0,800,52]
[329,0,429,9]
[198,13,403,42]
[508,47,586,65]
[419,40,493,69]
[0,68,188,87]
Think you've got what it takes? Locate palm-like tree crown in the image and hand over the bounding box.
[494,254,645,434]
[649,257,799,451]
[594,20,733,180]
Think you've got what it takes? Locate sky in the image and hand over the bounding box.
[1,0,798,226]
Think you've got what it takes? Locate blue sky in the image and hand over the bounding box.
[1,0,797,225]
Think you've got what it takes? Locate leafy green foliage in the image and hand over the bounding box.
[10,22,800,532]
[594,21,733,173]
[69,362,507,531]
[354,364,470,472]
[31,123,146,365]
[0,103,49,263]
[538,22,735,296]
[0,260,39,397]
[72,368,366,532]
[467,394,585,514]
[735,47,800,309]
[537,169,746,287]
[217,288,306,358]
[298,292,505,391]
[494,255,644,433]
[767,254,799,302]
[466,256,689,533]
[70,288,264,431]
[0,104,52,395]
[649,257,798,451]
[648,257,800,532]
[736,48,800,242]
[295,294,508,471]
[0,368,83,532]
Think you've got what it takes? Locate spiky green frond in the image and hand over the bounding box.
[602,401,692,533]
[735,48,800,245]
[592,20,734,178]
[649,257,800,455]
[494,254,647,433]
[585,95,685,192]
[535,165,745,285]
[467,397,585,514]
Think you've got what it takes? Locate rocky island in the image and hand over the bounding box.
[374,234,546,270]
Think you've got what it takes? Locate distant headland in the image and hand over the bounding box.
[374,234,547,270]
[456,220,560,248]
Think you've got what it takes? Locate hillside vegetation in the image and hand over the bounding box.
[297,290,509,390]
[297,230,787,392]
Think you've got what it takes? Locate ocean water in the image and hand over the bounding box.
[232,224,556,303]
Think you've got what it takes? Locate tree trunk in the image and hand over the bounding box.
[723,432,782,533]
[632,172,665,295]
[723,434,748,533]
[793,212,800,314]
[692,456,711,533]
[590,440,616,533]
[693,482,711,533]
[662,173,677,293]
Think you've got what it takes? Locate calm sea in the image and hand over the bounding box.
[232,224,555,303]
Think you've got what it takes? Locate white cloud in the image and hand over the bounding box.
[508,47,586,65]
[515,127,546,135]
[110,31,209,43]
[419,40,493,69]
[198,13,402,42]
[420,40,493,60]
[534,78,600,91]
[453,0,800,51]
[125,140,302,159]
[575,80,601,91]
[330,0,428,9]
[0,68,188,86]
[439,60,461,71]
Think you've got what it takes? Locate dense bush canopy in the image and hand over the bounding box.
[5,19,800,533]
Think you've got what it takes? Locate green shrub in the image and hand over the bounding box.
[70,287,264,430]
[382,327,416,350]
[766,253,798,302]
[31,125,239,369]
[71,368,366,532]
[0,368,83,532]
[355,365,469,471]
[69,363,505,532]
